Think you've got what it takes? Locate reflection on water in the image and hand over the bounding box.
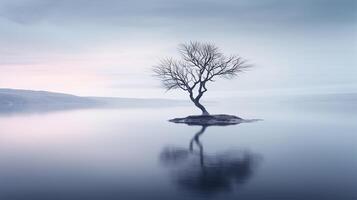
[0,94,356,200]
[160,125,261,196]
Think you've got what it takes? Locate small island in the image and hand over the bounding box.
[170,114,260,126]
[169,114,244,126]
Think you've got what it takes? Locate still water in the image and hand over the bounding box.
[0,95,356,200]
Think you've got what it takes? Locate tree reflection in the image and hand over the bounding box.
[160,125,261,196]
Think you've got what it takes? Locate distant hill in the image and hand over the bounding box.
[0,88,187,114]
[0,88,97,111]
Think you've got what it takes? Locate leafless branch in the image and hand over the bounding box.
[153,41,251,115]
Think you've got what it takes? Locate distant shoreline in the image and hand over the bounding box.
[0,88,189,114]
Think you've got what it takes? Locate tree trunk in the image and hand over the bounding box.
[193,100,209,115]
[188,91,209,115]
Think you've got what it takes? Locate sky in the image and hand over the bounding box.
[0,0,356,99]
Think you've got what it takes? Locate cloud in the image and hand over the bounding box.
[0,0,355,27]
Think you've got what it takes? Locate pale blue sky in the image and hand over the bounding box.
[0,0,356,98]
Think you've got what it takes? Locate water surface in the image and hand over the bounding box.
[0,94,356,200]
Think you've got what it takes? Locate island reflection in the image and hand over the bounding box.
[160,124,262,196]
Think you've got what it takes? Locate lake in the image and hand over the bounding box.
[0,94,356,200]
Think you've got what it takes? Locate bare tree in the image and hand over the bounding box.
[153,42,250,115]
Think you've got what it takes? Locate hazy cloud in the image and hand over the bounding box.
[0,0,355,27]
